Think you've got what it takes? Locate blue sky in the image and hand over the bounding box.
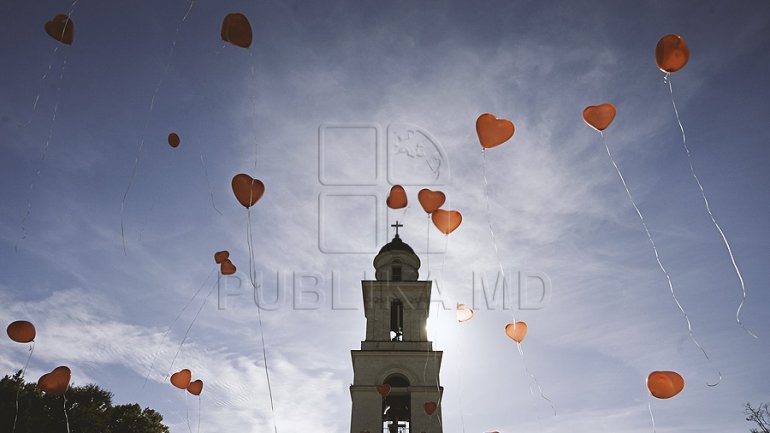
[1,0,769,432]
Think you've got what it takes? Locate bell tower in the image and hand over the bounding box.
[350,222,443,433]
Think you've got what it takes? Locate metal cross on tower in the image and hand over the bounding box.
[391,221,403,236]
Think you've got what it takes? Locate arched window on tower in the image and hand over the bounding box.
[390,299,403,342]
[382,374,410,433]
[392,265,402,281]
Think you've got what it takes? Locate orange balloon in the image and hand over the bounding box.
[220,259,237,275]
[7,320,36,343]
[417,189,445,214]
[582,103,617,132]
[476,113,515,149]
[214,250,230,264]
[656,34,689,73]
[44,15,74,45]
[38,366,71,396]
[456,303,474,322]
[424,401,438,415]
[168,133,180,148]
[221,13,253,48]
[387,185,407,209]
[231,174,265,208]
[376,384,391,397]
[647,371,685,399]
[170,369,192,389]
[431,209,462,235]
[505,321,527,343]
[187,379,204,396]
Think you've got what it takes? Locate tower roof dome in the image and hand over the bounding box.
[378,234,415,255]
[373,225,420,281]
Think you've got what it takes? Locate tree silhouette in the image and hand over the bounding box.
[0,371,169,433]
[745,403,770,433]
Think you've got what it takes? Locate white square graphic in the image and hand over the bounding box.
[319,193,383,253]
[319,124,380,186]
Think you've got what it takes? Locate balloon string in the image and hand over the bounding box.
[434,278,446,433]
[423,234,449,407]
[647,394,657,433]
[17,45,60,130]
[436,375,443,431]
[197,395,201,433]
[666,76,757,339]
[120,0,196,255]
[249,57,258,171]
[200,152,223,216]
[186,389,193,433]
[427,220,453,433]
[600,131,721,386]
[425,370,441,433]
[256,291,278,433]
[435,193,451,283]
[17,54,68,251]
[63,394,71,433]
[434,234,449,302]
[167,278,218,376]
[15,0,81,249]
[422,300,432,397]
[422,305,442,433]
[59,0,81,47]
[246,209,278,433]
[11,342,36,433]
[482,149,513,322]
[517,342,556,416]
[65,0,81,20]
[458,326,467,433]
[247,209,254,285]
[246,208,259,294]
[142,268,215,389]
[426,214,430,271]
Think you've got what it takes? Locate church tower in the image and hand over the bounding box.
[350,222,443,433]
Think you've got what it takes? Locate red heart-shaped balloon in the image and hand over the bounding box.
[431,209,462,235]
[476,113,514,149]
[187,379,204,396]
[647,371,685,399]
[168,133,180,148]
[220,259,237,275]
[376,384,391,397]
[424,401,438,415]
[44,14,74,45]
[38,366,71,396]
[221,13,253,48]
[214,250,230,264]
[170,369,192,389]
[582,103,617,132]
[505,321,527,343]
[7,320,36,343]
[418,189,445,214]
[231,174,265,208]
[387,185,407,209]
[655,34,689,74]
[456,303,474,323]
